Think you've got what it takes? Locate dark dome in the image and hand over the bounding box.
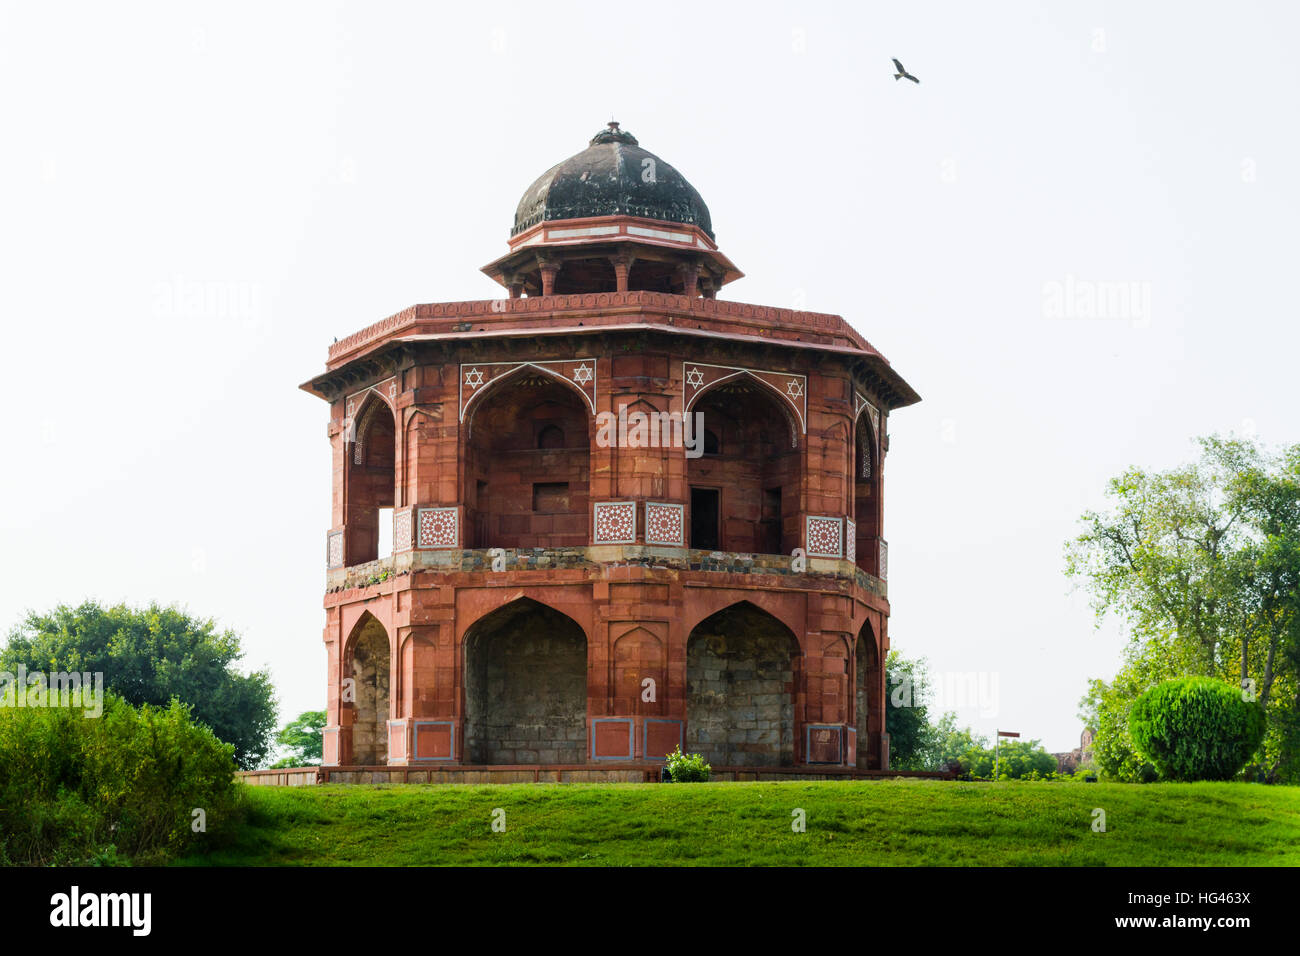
[512,124,714,239]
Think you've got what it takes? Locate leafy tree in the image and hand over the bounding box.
[928,711,989,771]
[270,710,326,768]
[1,601,277,770]
[1066,436,1300,781]
[884,650,937,770]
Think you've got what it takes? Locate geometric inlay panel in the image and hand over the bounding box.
[879,537,889,581]
[593,501,636,545]
[417,506,459,549]
[327,531,344,569]
[644,501,685,546]
[805,515,842,558]
[845,518,856,566]
[394,508,413,553]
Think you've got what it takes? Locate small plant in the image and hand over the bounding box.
[664,745,710,782]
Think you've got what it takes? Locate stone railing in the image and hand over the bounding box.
[326,544,886,596]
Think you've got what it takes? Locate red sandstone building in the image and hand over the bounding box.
[301,123,919,777]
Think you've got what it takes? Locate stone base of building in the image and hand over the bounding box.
[237,765,954,787]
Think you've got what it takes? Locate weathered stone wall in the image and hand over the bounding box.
[686,603,799,767]
[464,600,588,764]
[350,617,390,765]
[855,625,882,770]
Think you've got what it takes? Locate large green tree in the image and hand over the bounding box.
[1067,436,1300,781]
[1,601,277,770]
[884,649,936,769]
[270,709,326,768]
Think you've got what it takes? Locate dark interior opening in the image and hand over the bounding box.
[690,487,720,550]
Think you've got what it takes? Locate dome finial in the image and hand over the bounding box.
[588,121,637,147]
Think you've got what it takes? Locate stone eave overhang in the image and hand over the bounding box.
[300,293,921,409]
[481,214,743,288]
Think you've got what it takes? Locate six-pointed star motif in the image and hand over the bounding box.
[464,367,485,389]
[786,379,805,399]
[685,366,704,388]
[572,363,593,385]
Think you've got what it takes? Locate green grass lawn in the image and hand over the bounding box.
[178,778,1300,867]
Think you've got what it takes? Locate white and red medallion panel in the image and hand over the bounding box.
[460,359,597,422]
[593,501,637,545]
[394,508,414,553]
[645,502,685,546]
[805,515,843,558]
[417,506,459,549]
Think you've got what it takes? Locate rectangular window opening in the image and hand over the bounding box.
[690,487,720,551]
[378,507,394,558]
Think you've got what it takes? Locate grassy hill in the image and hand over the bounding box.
[179,778,1300,867]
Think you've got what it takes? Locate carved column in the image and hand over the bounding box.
[611,250,637,292]
[537,255,560,296]
[675,260,701,298]
[503,270,525,299]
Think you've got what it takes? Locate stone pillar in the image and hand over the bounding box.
[538,256,559,296]
[675,260,700,298]
[504,271,525,299]
[611,251,636,292]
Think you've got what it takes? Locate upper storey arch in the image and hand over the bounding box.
[683,362,807,447]
[460,359,598,434]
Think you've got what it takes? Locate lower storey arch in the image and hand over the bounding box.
[463,598,589,765]
[685,601,800,767]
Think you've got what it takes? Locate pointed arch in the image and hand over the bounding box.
[344,390,398,567]
[462,597,589,764]
[685,378,801,554]
[855,618,884,770]
[461,360,596,433]
[853,407,881,573]
[686,368,802,445]
[343,611,391,766]
[612,624,666,714]
[686,600,802,767]
[463,368,592,549]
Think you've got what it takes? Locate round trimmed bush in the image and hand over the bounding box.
[1128,677,1264,781]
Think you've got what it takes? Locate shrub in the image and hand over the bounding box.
[664,745,710,782]
[1128,677,1265,781]
[0,693,238,865]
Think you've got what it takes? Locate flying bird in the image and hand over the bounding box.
[892,58,920,84]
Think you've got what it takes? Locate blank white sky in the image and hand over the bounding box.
[3,1,1296,753]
